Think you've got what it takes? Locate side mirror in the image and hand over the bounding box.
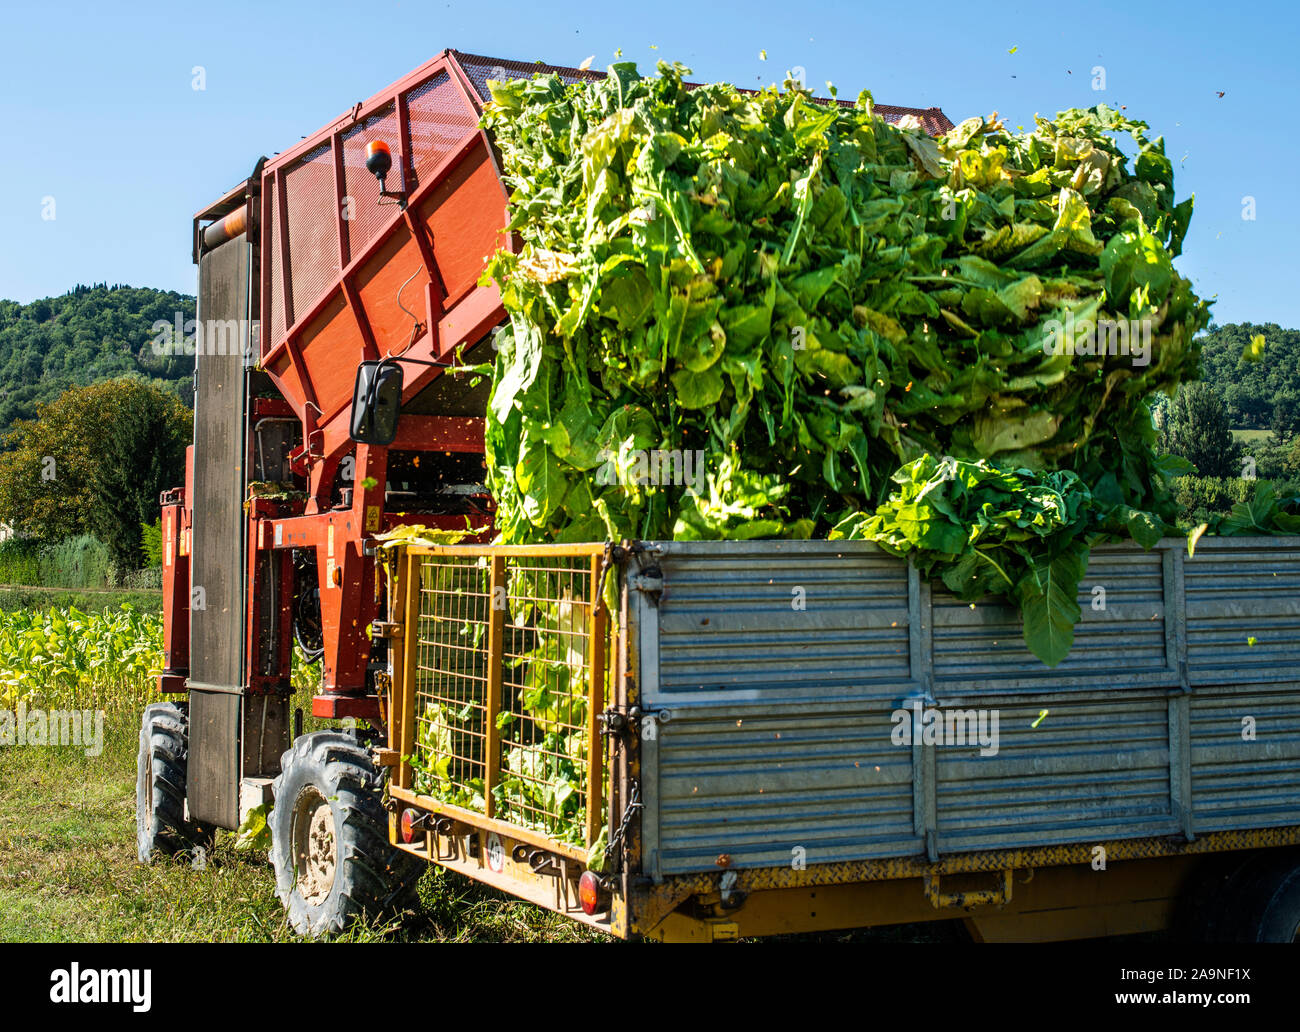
[350,360,403,445]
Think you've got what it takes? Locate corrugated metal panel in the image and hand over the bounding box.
[647,540,914,706]
[634,536,1300,881]
[1190,688,1300,833]
[654,701,917,875]
[931,545,1175,696]
[638,541,921,876]
[935,695,1176,852]
[1183,539,1300,685]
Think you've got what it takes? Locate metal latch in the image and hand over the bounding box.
[922,868,1014,910]
[600,705,671,741]
[630,565,664,604]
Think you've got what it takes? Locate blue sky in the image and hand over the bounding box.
[1,0,1295,327]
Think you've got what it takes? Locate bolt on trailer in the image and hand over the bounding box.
[138,46,1300,942]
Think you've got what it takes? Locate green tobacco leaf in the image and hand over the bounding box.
[973,408,1061,456]
[1221,482,1278,535]
[1124,507,1164,550]
[671,366,725,408]
[235,803,272,852]
[1017,547,1087,667]
[516,438,567,525]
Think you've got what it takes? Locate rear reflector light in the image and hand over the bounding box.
[400,808,421,843]
[579,870,605,915]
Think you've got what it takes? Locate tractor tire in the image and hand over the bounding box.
[270,731,421,936]
[1218,848,1300,942]
[136,701,211,862]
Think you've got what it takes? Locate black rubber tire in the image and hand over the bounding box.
[135,701,211,862]
[1217,848,1300,942]
[270,732,421,936]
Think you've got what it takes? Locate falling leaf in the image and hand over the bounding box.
[614,47,623,58]
[1008,45,1018,54]
[578,55,595,71]
[1242,334,1266,362]
[1031,709,1049,728]
[1187,523,1208,557]
[649,43,658,49]
[1247,636,1258,646]
[1217,91,1226,98]
[759,49,767,60]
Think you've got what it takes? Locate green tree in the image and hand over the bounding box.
[1268,391,1300,448]
[0,378,191,567]
[1198,322,1300,428]
[1163,382,1242,478]
[0,284,194,437]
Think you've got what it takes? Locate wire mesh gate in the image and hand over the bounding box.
[387,544,610,857]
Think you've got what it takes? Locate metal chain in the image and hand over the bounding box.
[605,778,641,871]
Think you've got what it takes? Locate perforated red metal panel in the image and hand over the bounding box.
[283,142,339,323]
[342,104,400,268]
[406,72,479,188]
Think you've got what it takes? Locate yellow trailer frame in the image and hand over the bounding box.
[378,542,613,930]
[376,542,1300,942]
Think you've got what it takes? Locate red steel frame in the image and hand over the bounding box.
[260,50,511,715]
[164,51,515,721]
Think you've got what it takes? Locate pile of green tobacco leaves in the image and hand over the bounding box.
[479,61,1213,664]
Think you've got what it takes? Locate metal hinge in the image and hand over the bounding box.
[923,868,1014,910]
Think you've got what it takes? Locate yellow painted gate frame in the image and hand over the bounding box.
[382,542,610,862]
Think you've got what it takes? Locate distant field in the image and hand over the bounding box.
[0,585,161,614]
[1232,428,1271,443]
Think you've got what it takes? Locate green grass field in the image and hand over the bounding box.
[0,706,605,942]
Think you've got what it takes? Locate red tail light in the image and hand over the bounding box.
[400,807,421,843]
[579,870,605,915]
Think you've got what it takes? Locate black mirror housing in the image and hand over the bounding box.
[349,360,403,445]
